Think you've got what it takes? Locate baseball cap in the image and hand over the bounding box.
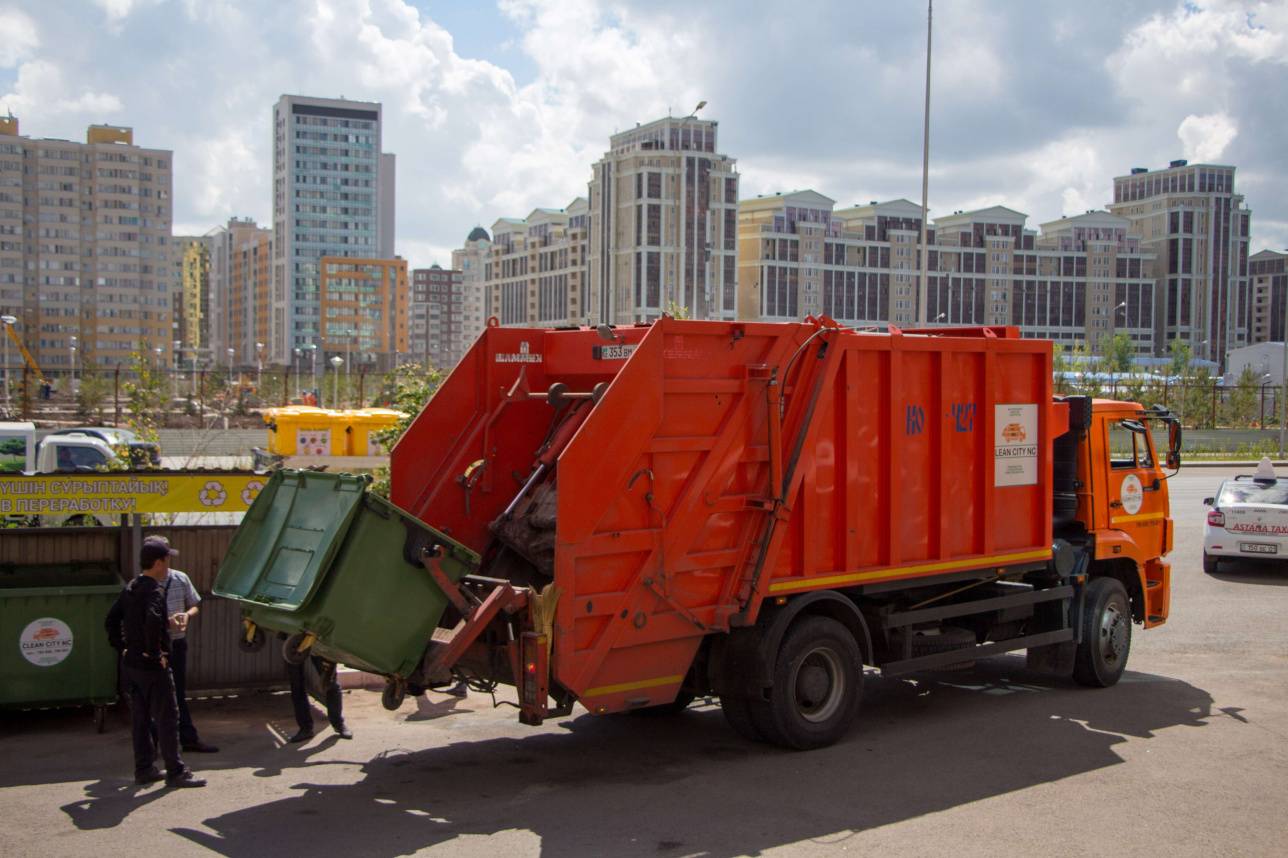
[140,535,179,568]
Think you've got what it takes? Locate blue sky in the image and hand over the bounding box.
[2,0,1285,267]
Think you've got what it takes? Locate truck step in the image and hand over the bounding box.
[1147,614,1164,624]
[1146,580,1162,590]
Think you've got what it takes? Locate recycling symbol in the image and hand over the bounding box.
[198,480,228,507]
[241,480,264,506]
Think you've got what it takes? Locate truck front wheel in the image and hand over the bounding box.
[1073,577,1131,688]
[758,616,863,749]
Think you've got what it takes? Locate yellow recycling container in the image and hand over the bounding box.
[346,408,407,456]
[263,407,350,456]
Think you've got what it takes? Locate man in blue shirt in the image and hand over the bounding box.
[106,540,206,788]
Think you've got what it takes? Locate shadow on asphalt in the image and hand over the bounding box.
[1209,558,1288,586]
[163,657,1220,857]
[0,692,367,831]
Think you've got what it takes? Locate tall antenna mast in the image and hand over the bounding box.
[916,0,933,325]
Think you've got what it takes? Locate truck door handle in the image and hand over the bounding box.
[1109,500,1123,509]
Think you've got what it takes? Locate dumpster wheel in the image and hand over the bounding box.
[93,705,106,734]
[238,622,267,654]
[382,678,407,711]
[282,632,313,665]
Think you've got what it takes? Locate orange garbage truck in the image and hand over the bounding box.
[218,317,1179,749]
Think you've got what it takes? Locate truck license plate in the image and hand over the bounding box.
[1240,542,1278,554]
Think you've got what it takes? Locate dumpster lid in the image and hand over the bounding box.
[213,470,369,611]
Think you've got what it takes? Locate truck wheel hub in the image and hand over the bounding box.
[793,648,843,723]
[1100,603,1127,662]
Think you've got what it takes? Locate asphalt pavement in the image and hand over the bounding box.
[1,467,1286,857]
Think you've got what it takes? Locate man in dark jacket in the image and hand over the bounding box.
[106,541,206,788]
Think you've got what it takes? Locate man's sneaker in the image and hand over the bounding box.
[287,729,314,744]
[182,741,220,753]
[446,681,468,699]
[134,768,164,785]
[333,724,353,740]
[165,770,207,789]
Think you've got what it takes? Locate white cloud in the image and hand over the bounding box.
[0,60,122,118]
[4,0,1287,262]
[0,9,39,68]
[1177,112,1238,162]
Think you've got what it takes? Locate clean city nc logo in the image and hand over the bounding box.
[20,618,73,667]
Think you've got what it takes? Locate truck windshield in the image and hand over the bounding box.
[1219,482,1288,506]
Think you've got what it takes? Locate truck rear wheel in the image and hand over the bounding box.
[758,616,863,749]
[1073,577,1131,688]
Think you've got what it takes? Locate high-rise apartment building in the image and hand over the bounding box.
[317,256,409,371]
[737,191,1156,353]
[411,264,464,369]
[587,115,739,323]
[451,225,491,352]
[486,199,589,327]
[1108,160,1251,363]
[0,117,173,370]
[170,235,211,354]
[208,217,272,367]
[1250,249,1287,344]
[272,95,396,364]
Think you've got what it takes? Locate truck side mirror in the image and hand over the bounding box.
[1167,420,1182,470]
[1202,497,1214,506]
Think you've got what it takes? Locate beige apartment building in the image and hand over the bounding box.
[1108,160,1252,363]
[587,116,739,323]
[737,191,1155,353]
[1250,249,1287,344]
[208,217,272,368]
[450,225,492,355]
[0,117,173,372]
[486,199,589,328]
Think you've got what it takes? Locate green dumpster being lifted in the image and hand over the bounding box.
[0,563,121,732]
[214,470,479,691]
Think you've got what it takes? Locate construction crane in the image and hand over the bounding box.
[1,319,50,386]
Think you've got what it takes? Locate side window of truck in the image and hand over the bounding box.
[1108,421,1135,469]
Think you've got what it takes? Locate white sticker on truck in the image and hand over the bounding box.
[20,617,73,667]
[995,403,1038,487]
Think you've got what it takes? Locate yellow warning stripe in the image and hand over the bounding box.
[767,548,1053,594]
[583,674,685,698]
[1110,511,1166,525]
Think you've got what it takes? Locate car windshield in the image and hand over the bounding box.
[1218,481,1288,506]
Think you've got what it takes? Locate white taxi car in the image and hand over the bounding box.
[1202,458,1288,574]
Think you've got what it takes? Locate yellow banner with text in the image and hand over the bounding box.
[0,472,266,515]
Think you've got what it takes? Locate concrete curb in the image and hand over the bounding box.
[1180,461,1288,468]
[337,667,385,690]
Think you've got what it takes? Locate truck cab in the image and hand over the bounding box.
[1,422,126,526]
[1061,398,1179,629]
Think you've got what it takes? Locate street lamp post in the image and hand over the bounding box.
[293,348,302,401]
[255,342,264,392]
[69,334,77,393]
[172,340,181,402]
[226,348,235,386]
[1,314,16,407]
[329,355,343,409]
[305,343,318,398]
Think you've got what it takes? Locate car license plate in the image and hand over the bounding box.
[1240,542,1279,554]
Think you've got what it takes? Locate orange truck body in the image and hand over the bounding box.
[392,317,1174,724]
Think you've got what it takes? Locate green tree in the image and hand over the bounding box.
[369,361,443,497]
[1097,331,1136,375]
[122,347,167,441]
[75,349,111,422]
[1052,343,1074,395]
[1222,365,1261,428]
[1182,366,1215,429]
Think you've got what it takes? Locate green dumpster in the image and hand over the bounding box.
[1,581,121,730]
[214,470,478,678]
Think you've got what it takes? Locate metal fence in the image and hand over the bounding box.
[1058,377,1284,430]
[1,524,282,692]
[1,364,395,423]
